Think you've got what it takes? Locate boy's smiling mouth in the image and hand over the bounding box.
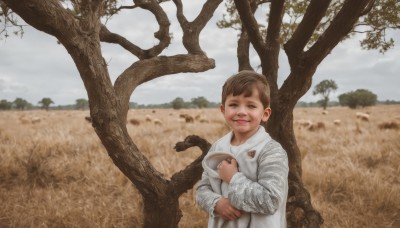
[234,119,249,124]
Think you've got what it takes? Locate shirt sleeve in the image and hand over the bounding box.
[195,170,222,217]
[227,142,289,214]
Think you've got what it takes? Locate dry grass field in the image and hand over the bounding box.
[0,105,399,228]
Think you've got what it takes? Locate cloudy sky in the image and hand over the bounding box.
[1,2,399,106]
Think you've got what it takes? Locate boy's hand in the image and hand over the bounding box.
[215,197,241,220]
[217,158,238,183]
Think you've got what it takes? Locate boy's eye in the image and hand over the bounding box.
[228,103,238,107]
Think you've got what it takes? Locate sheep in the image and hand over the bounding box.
[333,119,341,126]
[294,119,312,128]
[177,118,185,123]
[307,121,325,131]
[322,110,329,115]
[19,117,30,125]
[31,116,41,124]
[145,115,152,122]
[153,119,163,125]
[18,116,42,124]
[184,115,194,123]
[378,121,399,130]
[356,112,370,122]
[179,113,194,123]
[195,114,202,120]
[199,118,210,123]
[129,118,140,126]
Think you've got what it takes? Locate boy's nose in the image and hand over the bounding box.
[236,106,246,115]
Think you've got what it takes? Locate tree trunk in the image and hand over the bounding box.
[266,106,323,227]
[142,195,181,228]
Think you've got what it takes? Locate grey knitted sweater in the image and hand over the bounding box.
[196,126,288,228]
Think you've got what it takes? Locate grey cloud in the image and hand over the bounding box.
[1,6,399,106]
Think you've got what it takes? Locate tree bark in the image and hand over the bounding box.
[141,186,181,228]
[266,105,324,227]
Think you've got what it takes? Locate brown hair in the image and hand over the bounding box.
[221,70,270,108]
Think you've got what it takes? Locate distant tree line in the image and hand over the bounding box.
[0,97,56,110]
[296,99,400,108]
[0,98,33,110]
[309,79,398,109]
[0,96,219,111]
[129,96,220,109]
[0,97,89,110]
[1,93,399,111]
[338,89,378,108]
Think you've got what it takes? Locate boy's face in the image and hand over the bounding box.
[220,88,271,143]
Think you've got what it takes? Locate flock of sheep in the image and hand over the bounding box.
[17,109,399,131]
[294,110,399,131]
[126,112,211,126]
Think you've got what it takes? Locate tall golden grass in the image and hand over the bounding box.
[0,105,399,227]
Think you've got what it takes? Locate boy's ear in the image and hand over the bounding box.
[262,107,271,122]
[220,104,225,113]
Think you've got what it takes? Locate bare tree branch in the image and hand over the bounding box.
[100,24,147,58]
[100,0,171,59]
[135,0,171,54]
[117,4,138,11]
[174,135,211,154]
[284,0,332,66]
[279,0,375,103]
[2,0,80,43]
[114,54,215,121]
[306,0,375,63]
[173,0,223,54]
[237,29,254,71]
[233,0,266,56]
[171,135,211,196]
[234,0,284,93]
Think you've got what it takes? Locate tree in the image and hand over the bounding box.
[13,97,29,110]
[75,98,89,110]
[2,1,219,226]
[171,97,185,110]
[2,0,399,227]
[218,0,398,226]
[0,99,12,110]
[191,96,209,108]
[38,97,54,111]
[312,79,338,110]
[338,89,377,108]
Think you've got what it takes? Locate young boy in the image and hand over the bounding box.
[196,70,289,228]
